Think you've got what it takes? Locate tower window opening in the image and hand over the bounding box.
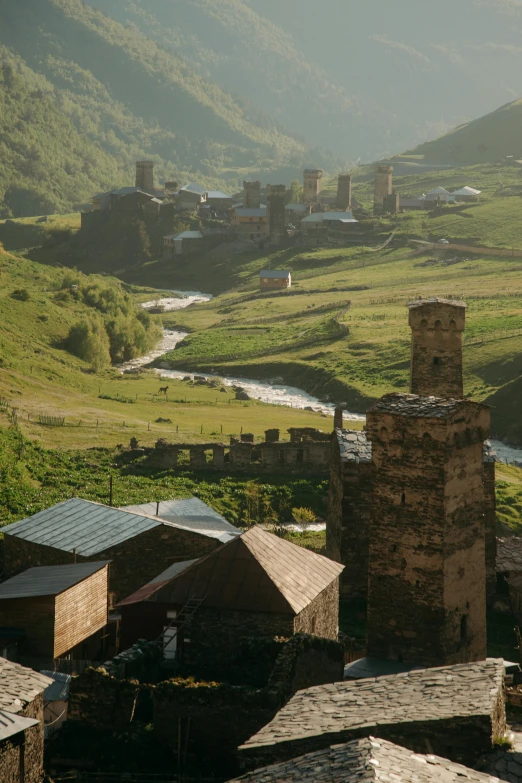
[401,493,406,505]
[433,357,440,366]
[460,614,468,642]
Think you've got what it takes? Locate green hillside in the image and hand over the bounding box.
[0,0,330,218]
[402,100,522,165]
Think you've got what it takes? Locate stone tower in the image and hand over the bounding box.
[266,184,287,244]
[135,161,154,192]
[336,174,352,211]
[408,298,466,399]
[373,165,393,213]
[303,169,324,205]
[366,393,489,666]
[243,181,261,209]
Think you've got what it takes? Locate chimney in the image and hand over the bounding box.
[334,407,344,430]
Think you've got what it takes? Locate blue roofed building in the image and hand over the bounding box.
[3,498,240,604]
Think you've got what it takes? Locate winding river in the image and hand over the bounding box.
[122,292,520,465]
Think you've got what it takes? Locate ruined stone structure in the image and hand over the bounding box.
[135,160,154,192]
[243,181,261,209]
[266,184,287,244]
[383,193,399,214]
[327,430,372,599]
[408,298,466,398]
[366,394,490,666]
[373,165,393,213]
[484,441,498,605]
[150,429,331,474]
[239,659,506,769]
[303,169,324,206]
[336,174,352,211]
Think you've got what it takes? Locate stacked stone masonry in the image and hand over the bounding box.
[408,298,466,399]
[366,393,489,665]
[266,185,286,244]
[238,659,506,769]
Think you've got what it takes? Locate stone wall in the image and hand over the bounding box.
[366,399,489,666]
[0,736,22,783]
[266,185,287,244]
[4,523,220,604]
[153,633,343,774]
[327,439,372,599]
[22,693,45,783]
[68,667,141,731]
[484,459,497,606]
[374,166,393,212]
[336,174,352,210]
[294,580,340,640]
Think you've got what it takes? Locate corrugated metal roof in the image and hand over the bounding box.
[0,709,39,741]
[174,231,203,240]
[233,207,267,217]
[3,498,162,557]
[146,526,344,615]
[0,562,109,600]
[117,559,198,607]
[180,182,207,195]
[119,498,241,543]
[453,186,481,195]
[301,211,354,223]
[41,671,71,702]
[259,270,291,279]
[0,658,53,714]
[207,190,232,199]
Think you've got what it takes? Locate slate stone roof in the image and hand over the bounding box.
[368,393,478,419]
[336,429,372,464]
[497,537,522,573]
[132,526,344,615]
[0,658,53,714]
[240,660,504,752]
[407,297,466,309]
[0,562,108,599]
[232,737,499,783]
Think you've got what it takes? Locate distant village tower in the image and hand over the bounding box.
[243,181,261,209]
[408,298,466,399]
[336,174,352,211]
[366,393,489,666]
[373,165,393,213]
[303,169,324,205]
[266,184,287,244]
[135,161,154,193]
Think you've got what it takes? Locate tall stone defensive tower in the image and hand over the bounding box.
[336,174,352,211]
[303,169,324,205]
[373,165,393,213]
[135,161,154,193]
[266,184,287,244]
[243,181,261,209]
[366,393,489,666]
[408,298,466,399]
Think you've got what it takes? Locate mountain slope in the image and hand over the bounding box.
[97,0,522,160]
[0,0,327,217]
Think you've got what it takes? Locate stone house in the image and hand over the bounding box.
[232,736,504,783]
[238,659,506,770]
[0,562,109,660]
[300,211,359,237]
[232,206,268,239]
[3,498,240,605]
[175,182,208,211]
[366,394,490,666]
[0,658,52,783]
[496,536,522,615]
[326,429,372,599]
[117,526,343,666]
[259,270,291,290]
[163,230,203,259]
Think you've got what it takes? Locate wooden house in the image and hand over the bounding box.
[3,498,240,604]
[0,562,109,659]
[259,270,291,290]
[117,526,344,662]
[0,658,52,783]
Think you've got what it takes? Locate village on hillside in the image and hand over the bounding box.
[0,290,521,782]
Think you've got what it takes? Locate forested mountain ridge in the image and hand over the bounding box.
[87,0,522,162]
[0,0,333,217]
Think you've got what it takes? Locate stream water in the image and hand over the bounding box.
[121,293,521,465]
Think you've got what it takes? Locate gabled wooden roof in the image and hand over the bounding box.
[134,526,343,616]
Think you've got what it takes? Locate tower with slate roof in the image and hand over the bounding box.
[366,393,489,666]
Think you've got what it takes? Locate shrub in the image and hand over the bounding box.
[291,507,317,527]
[65,319,111,372]
[10,288,30,301]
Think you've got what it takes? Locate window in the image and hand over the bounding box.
[460,614,468,642]
[401,493,406,505]
[433,357,440,366]
[311,617,316,634]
